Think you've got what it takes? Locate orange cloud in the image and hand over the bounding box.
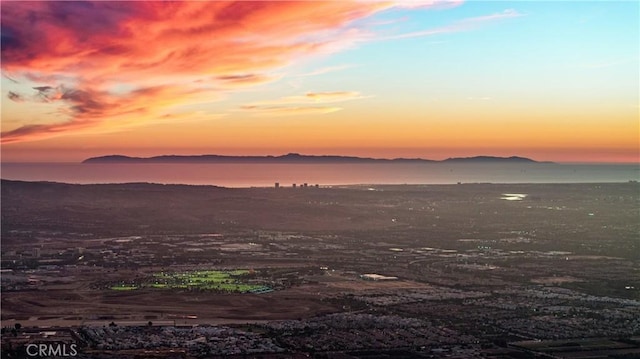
[240,105,342,116]
[1,1,454,143]
[215,74,276,88]
[1,83,222,143]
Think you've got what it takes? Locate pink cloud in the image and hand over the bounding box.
[0,1,452,143]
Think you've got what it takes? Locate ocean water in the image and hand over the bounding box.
[1,162,638,188]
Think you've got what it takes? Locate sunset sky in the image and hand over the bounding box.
[1,1,638,163]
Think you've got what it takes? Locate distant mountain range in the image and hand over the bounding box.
[83,153,547,164]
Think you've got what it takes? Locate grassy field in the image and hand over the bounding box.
[111,269,269,293]
[110,284,139,291]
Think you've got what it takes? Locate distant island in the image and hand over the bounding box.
[83,153,546,164]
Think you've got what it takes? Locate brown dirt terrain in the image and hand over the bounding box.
[2,284,340,327]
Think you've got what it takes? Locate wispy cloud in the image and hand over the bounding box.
[240,91,367,116]
[296,65,356,78]
[2,83,222,143]
[2,73,19,84]
[7,91,24,102]
[383,9,524,40]
[1,122,97,144]
[253,91,367,105]
[305,91,364,101]
[394,0,464,10]
[215,73,277,88]
[240,105,342,116]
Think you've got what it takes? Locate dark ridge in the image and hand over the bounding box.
[442,156,538,163]
[83,153,546,164]
[0,179,226,190]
